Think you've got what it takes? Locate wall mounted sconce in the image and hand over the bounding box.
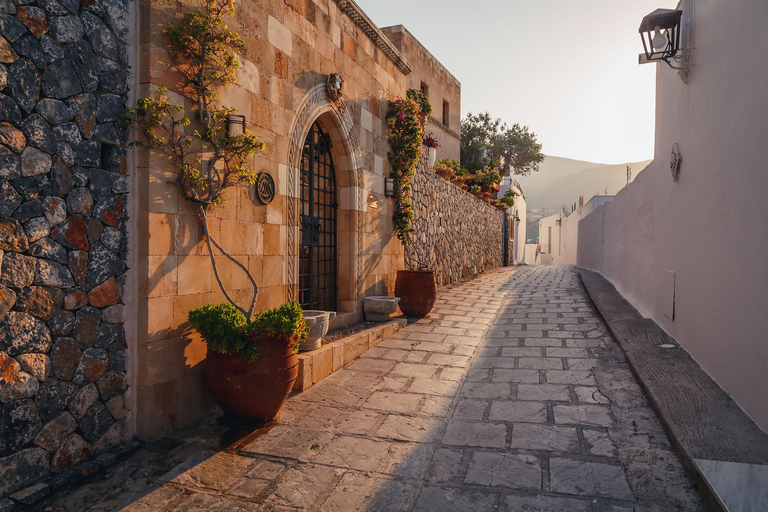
[556,219,561,226]
[226,114,246,137]
[514,217,521,225]
[384,177,394,198]
[639,8,688,72]
[369,195,379,209]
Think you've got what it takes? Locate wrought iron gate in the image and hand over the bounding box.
[299,122,338,311]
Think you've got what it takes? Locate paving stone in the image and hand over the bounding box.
[241,425,323,459]
[442,420,506,448]
[583,429,617,457]
[489,401,547,423]
[517,383,571,401]
[472,356,516,369]
[553,404,613,427]
[332,409,381,436]
[574,386,611,404]
[454,399,486,420]
[228,459,286,499]
[413,486,498,511]
[465,451,541,490]
[362,391,422,414]
[510,423,579,452]
[390,361,439,378]
[491,368,540,383]
[518,357,564,370]
[499,346,543,357]
[505,494,592,512]
[524,338,566,347]
[461,382,512,398]
[161,450,254,491]
[263,463,343,509]
[407,377,459,396]
[547,347,590,358]
[375,414,440,443]
[426,353,471,367]
[311,435,390,471]
[320,471,415,511]
[545,370,597,386]
[549,457,633,500]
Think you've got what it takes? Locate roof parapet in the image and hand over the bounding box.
[334,0,413,75]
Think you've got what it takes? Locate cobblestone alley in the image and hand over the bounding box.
[41,266,703,511]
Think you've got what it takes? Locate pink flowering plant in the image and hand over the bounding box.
[386,89,430,243]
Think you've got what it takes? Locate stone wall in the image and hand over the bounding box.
[408,156,504,286]
[0,0,130,500]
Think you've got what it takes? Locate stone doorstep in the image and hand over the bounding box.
[293,319,407,392]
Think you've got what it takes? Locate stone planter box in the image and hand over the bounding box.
[293,319,407,392]
[364,296,400,321]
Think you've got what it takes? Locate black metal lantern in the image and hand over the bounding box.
[226,114,246,138]
[639,9,683,64]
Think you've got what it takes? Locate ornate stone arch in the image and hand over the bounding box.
[286,82,365,312]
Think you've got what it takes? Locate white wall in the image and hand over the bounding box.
[539,196,615,266]
[577,0,768,431]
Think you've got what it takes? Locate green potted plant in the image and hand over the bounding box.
[387,90,437,317]
[433,161,453,180]
[189,302,308,420]
[470,184,484,199]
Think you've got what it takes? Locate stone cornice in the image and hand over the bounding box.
[334,0,413,75]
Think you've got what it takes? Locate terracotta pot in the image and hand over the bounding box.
[461,184,469,191]
[436,169,452,180]
[481,185,491,193]
[451,179,464,187]
[471,191,484,199]
[395,270,437,317]
[482,192,492,201]
[205,335,298,421]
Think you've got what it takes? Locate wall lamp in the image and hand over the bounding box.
[556,219,561,226]
[639,8,683,68]
[514,217,521,225]
[369,194,380,209]
[384,177,394,198]
[226,114,246,137]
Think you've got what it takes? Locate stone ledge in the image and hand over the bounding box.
[293,319,407,392]
[577,268,768,512]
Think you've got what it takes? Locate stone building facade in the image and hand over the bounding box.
[380,25,461,163]
[0,0,504,499]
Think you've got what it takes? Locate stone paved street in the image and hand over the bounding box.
[39,266,703,511]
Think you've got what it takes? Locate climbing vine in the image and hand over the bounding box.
[126,0,263,317]
[386,89,430,244]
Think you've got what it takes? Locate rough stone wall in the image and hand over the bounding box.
[408,157,504,286]
[0,0,130,500]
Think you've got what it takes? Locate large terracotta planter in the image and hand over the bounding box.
[471,191,484,199]
[395,270,437,317]
[205,335,298,421]
[436,169,451,180]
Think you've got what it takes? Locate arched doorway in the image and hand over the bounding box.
[299,122,338,311]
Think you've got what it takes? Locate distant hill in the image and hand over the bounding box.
[516,156,652,240]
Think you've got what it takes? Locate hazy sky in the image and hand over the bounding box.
[356,0,676,164]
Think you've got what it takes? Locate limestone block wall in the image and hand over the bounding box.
[134,0,413,441]
[0,0,131,499]
[408,157,504,286]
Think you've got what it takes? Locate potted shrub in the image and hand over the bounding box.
[470,184,484,199]
[387,90,437,318]
[433,161,452,180]
[188,302,308,420]
[423,133,439,168]
[450,175,465,188]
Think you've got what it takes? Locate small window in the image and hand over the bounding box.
[420,81,429,98]
[442,100,450,127]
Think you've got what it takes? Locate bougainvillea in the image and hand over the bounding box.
[386,90,430,243]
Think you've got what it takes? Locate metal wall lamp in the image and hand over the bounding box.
[514,217,521,225]
[639,8,683,69]
[384,177,394,197]
[226,114,246,137]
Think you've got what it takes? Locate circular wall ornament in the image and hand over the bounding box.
[670,143,682,181]
[256,172,275,204]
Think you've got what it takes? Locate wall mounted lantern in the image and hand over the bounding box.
[226,114,246,137]
[514,217,521,225]
[556,219,561,226]
[384,177,394,198]
[639,9,683,67]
